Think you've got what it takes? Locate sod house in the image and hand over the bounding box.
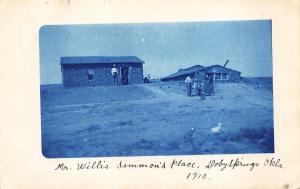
[60,56,145,87]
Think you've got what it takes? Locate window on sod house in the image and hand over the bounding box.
[87,69,94,80]
[221,73,229,80]
[215,73,221,80]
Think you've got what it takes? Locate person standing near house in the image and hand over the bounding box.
[204,74,214,95]
[111,64,118,86]
[199,80,206,99]
[185,76,192,97]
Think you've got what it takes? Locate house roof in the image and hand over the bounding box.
[60,56,145,65]
[203,65,241,74]
[162,65,205,80]
[180,65,205,72]
[162,64,240,80]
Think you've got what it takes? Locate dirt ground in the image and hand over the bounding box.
[41,78,274,158]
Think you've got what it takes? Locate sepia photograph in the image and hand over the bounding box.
[40,20,274,158]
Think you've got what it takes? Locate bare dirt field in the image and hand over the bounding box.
[41,78,274,158]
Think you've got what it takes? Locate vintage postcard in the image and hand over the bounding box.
[40,21,274,158]
[0,1,300,189]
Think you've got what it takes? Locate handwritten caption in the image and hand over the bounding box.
[54,157,284,181]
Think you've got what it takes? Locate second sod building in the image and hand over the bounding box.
[161,64,241,82]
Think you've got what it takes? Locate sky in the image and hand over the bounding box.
[39,20,272,84]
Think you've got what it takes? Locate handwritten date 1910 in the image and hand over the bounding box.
[186,172,210,181]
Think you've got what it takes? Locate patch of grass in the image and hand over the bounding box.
[239,127,265,140]
[177,126,275,155]
[71,123,102,135]
[177,110,187,114]
[178,104,190,108]
[158,117,167,121]
[126,139,157,153]
[213,126,274,153]
[118,119,133,126]
[166,141,180,150]
[142,118,149,122]
[87,124,101,133]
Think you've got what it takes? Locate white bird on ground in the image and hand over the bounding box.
[211,123,222,133]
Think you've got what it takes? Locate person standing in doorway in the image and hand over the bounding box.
[111,64,118,86]
[185,76,192,97]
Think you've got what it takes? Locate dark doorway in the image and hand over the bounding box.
[121,67,129,85]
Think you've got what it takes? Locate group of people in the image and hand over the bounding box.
[185,75,214,97]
